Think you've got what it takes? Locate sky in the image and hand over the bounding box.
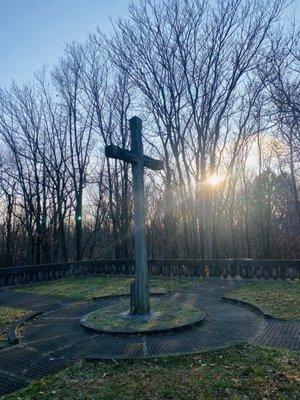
[0,0,131,87]
[0,0,299,88]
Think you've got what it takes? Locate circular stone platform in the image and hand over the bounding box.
[0,279,299,396]
[80,295,205,334]
[15,280,269,361]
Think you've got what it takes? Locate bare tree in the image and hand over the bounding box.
[52,43,95,261]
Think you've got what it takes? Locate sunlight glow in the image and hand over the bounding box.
[206,173,225,186]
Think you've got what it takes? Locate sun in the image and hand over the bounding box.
[207,173,224,186]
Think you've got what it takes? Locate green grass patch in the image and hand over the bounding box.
[228,280,300,319]
[0,307,31,349]
[15,276,202,301]
[2,344,299,400]
[83,297,202,331]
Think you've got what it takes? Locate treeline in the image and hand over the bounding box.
[0,0,299,267]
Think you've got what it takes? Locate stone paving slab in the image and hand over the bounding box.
[0,278,298,396]
[252,319,300,351]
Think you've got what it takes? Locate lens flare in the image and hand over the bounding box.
[207,174,224,186]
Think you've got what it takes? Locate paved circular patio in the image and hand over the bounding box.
[0,278,299,396]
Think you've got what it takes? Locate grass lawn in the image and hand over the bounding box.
[1,344,299,400]
[0,307,31,349]
[14,276,202,301]
[228,280,300,319]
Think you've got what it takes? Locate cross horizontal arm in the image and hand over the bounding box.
[105,144,139,164]
[105,144,164,171]
[143,155,164,170]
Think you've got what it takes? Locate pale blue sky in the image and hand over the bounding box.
[0,0,299,87]
[0,0,130,86]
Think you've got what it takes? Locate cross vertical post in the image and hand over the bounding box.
[130,116,149,314]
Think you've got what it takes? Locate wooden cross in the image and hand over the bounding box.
[105,116,164,315]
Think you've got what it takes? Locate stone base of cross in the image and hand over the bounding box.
[105,116,164,315]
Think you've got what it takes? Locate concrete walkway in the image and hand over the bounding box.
[0,279,299,396]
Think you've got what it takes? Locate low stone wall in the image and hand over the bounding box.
[0,258,299,287]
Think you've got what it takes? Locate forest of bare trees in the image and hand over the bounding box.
[0,0,299,267]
